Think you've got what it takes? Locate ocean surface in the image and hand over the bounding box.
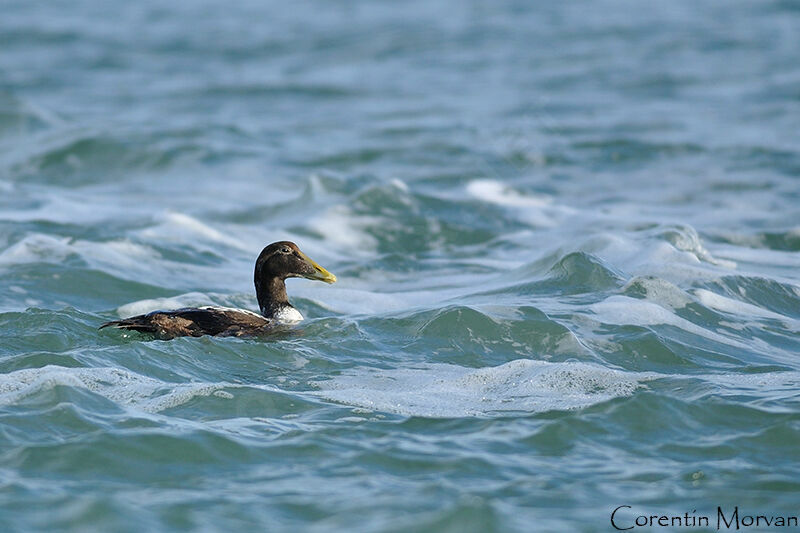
[2,1,799,531]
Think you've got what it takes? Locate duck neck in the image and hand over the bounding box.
[255,276,293,318]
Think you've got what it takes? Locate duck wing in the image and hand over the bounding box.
[100,307,272,339]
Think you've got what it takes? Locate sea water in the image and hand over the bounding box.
[1,1,799,531]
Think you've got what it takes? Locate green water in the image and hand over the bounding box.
[2,1,800,531]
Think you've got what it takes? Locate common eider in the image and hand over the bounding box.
[100,241,336,339]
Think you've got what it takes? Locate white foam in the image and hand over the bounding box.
[311,359,652,418]
[138,211,251,252]
[0,365,230,413]
[580,230,735,286]
[589,295,751,349]
[589,296,684,327]
[0,232,247,293]
[0,233,72,264]
[167,212,232,242]
[467,180,552,208]
[693,289,797,324]
[306,287,410,315]
[668,370,800,410]
[701,371,800,394]
[666,225,735,268]
[96,239,163,268]
[0,233,162,272]
[0,191,145,225]
[466,179,571,228]
[390,178,409,192]
[307,205,378,251]
[623,276,693,310]
[713,243,800,269]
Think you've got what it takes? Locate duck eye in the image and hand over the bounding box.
[281,247,291,254]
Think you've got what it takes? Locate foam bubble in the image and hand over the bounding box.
[623,276,693,309]
[701,371,800,393]
[665,225,733,267]
[311,359,652,418]
[0,365,231,412]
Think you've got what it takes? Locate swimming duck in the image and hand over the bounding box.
[100,241,336,339]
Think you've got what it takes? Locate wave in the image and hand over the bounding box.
[0,365,227,412]
[311,359,655,418]
[0,364,323,420]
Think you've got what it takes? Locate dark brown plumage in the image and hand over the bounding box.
[100,241,336,339]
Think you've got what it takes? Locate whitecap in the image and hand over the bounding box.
[0,365,232,413]
[588,295,752,349]
[466,179,572,228]
[712,243,800,270]
[0,233,162,272]
[0,233,72,264]
[306,287,412,315]
[580,229,736,286]
[138,211,251,252]
[0,191,146,225]
[622,276,693,309]
[693,288,798,325]
[390,178,409,192]
[307,205,379,251]
[310,359,653,418]
[466,179,552,208]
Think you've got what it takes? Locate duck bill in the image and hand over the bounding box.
[298,250,337,284]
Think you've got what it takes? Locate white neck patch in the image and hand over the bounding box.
[272,306,304,323]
